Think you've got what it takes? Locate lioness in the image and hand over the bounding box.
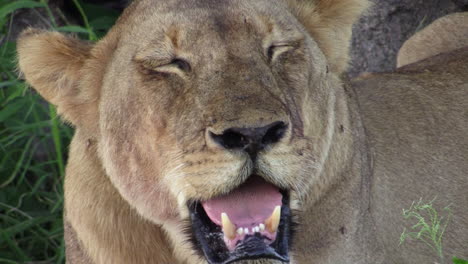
[17,0,468,263]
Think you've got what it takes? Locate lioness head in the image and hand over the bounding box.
[17,0,368,263]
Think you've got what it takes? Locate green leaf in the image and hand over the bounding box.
[0,0,45,20]
[0,80,18,89]
[81,2,119,20]
[0,99,27,122]
[90,16,117,31]
[0,0,11,8]
[56,25,90,34]
[5,83,26,103]
[2,216,55,236]
[0,41,17,72]
[453,258,468,264]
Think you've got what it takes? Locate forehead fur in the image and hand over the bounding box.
[105,0,368,74]
[116,0,303,41]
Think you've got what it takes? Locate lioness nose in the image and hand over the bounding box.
[209,121,288,159]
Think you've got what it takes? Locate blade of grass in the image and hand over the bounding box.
[2,216,55,236]
[39,0,57,28]
[5,83,27,103]
[49,105,65,178]
[15,142,38,187]
[0,80,18,89]
[71,0,96,41]
[0,258,19,264]
[56,25,89,34]
[0,0,45,19]
[0,232,28,262]
[0,98,27,122]
[0,137,33,188]
[56,238,65,264]
[453,258,468,264]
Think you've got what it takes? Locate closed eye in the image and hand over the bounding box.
[171,58,191,72]
[137,57,191,78]
[267,44,296,62]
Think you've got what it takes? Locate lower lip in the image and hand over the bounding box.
[224,230,276,251]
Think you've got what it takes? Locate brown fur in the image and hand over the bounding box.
[17,0,467,263]
[287,0,370,73]
[397,12,468,67]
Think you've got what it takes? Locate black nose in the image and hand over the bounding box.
[209,121,288,160]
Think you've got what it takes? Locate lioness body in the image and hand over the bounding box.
[350,48,468,263]
[397,12,468,67]
[17,0,468,263]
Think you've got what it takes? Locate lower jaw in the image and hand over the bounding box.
[187,190,292,264]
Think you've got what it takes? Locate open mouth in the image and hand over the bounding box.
[188,176,292,264]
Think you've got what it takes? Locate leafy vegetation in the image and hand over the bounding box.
[400,198,467,264]
[0,0,118,262]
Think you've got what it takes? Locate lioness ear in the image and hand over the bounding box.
[287,0,369,74]
[17,29,97,128]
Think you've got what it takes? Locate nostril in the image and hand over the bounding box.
[209,130,248,149]
[262,121,288,145]
[208,121,288,152]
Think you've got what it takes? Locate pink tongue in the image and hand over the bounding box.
[201,177,282,227]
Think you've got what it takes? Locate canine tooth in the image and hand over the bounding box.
[221,213,236,239]
[254,226,260,233]
[244,228,249,234]
[265,206,281,233]
[259,223,265,231]
[237,228,244,235]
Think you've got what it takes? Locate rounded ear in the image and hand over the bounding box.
[17,29,97,129]
[287,0,370,74]
[397,12,468,68]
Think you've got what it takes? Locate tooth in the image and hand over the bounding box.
[237,228,244,235]
[254,226,260,233]
[259,223,265,231]
[244,228,249,234]
[265,205,281,233]
[221,213,236,239]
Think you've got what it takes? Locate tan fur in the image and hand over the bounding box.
[287,0,369,73]
[17,0,467,263]
[397,12,468,67]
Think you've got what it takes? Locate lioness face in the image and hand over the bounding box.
[19,0,361,262]
[98,0,337,263]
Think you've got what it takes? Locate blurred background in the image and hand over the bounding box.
[0,0,466,263]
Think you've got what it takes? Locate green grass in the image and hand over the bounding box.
[0,0,118,262]
[400,198,468,264]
